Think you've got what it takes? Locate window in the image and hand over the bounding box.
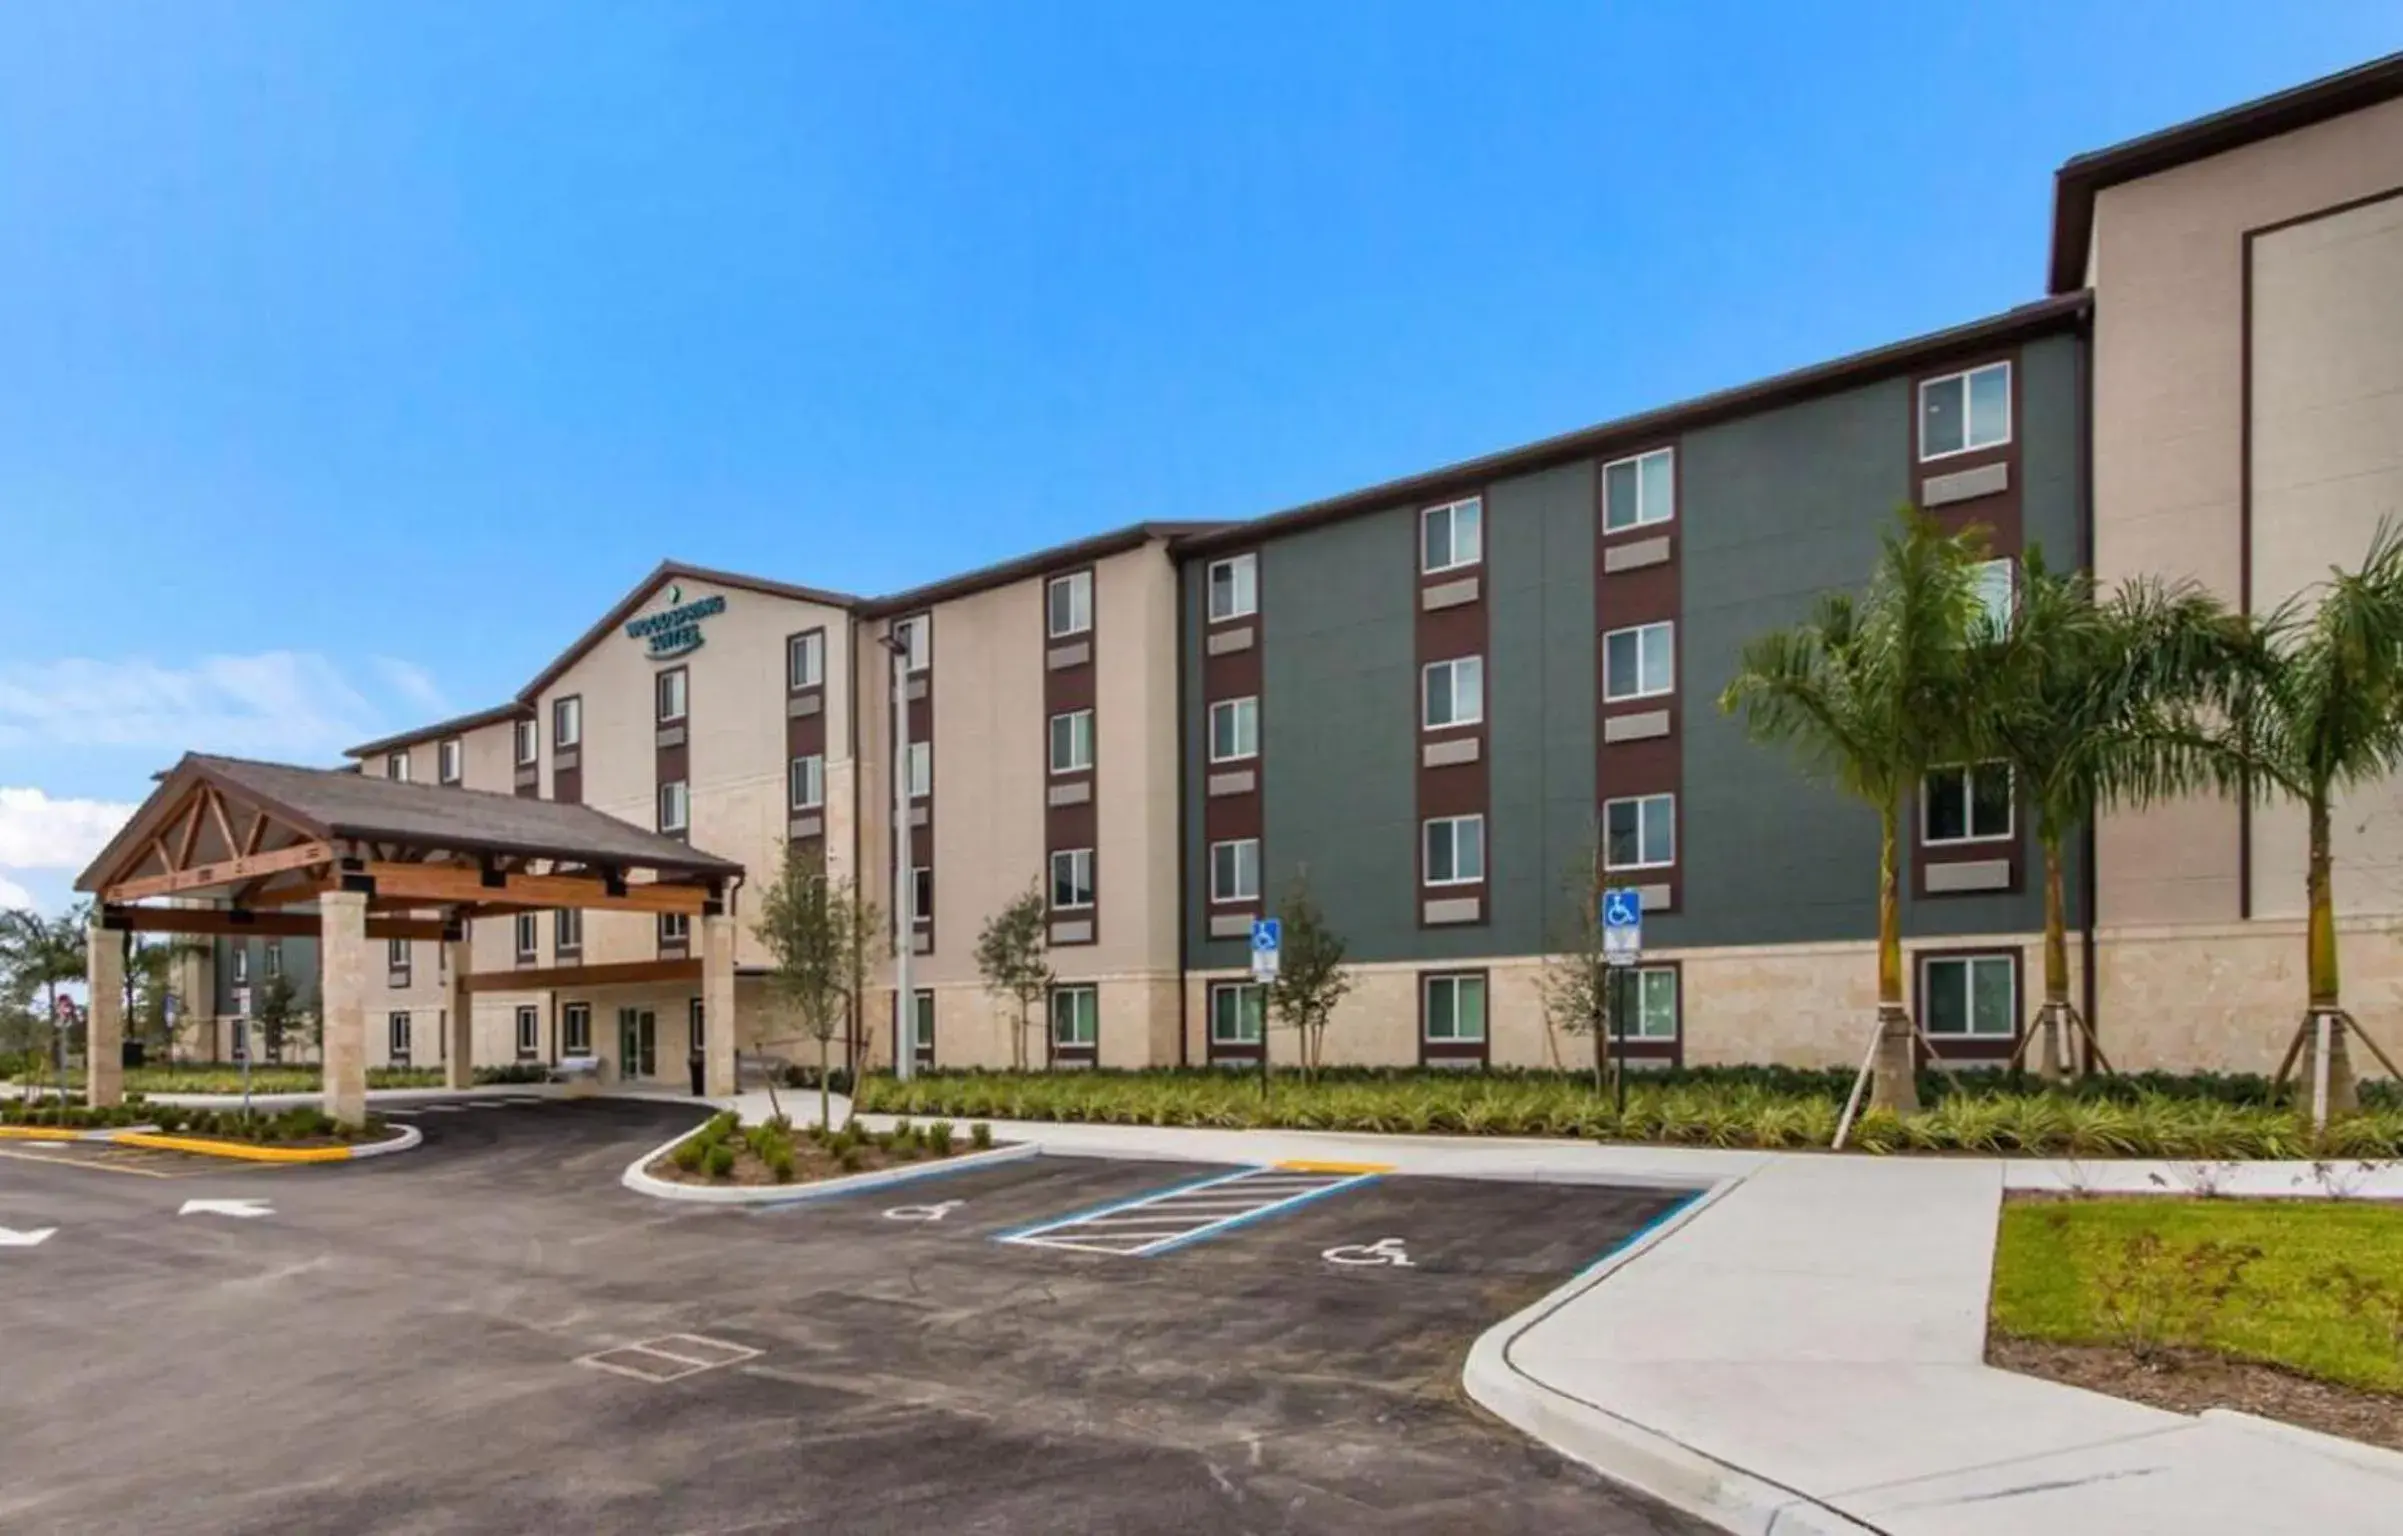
[655,667,688,725]
[911,989,935,1054]
[387,938,411,982]
[1424,814,1486,886]
[1050,847,1095,910]
[1050,985,1099,1048]
[556,907,582,955]
[563,1002,592,1055]
[894,615,930,674]
[1210,981,1265,1045]
[388,1012,412,1063]
[437,737,463,785]
[1924,763,2012,844]
[553,695,581,749]
[1924,954,2016,1038]
[1049,709,1094,775]
[515,1005,540,1060]
[1422,655,1484,730]
[387,752,410,782]
[1919,361,2011,460]
[231,946,249,984]
[906,740,932,799]
[1972,558,2015,639]
[1424,973,1487,1042]
[1602,448,1676,534]
[910,866,933,924]
[1208,696,1258,763]
[1207,554,1258,622]
[1210,838,1260,905]
[1046,570,1093,638]
[1604,794,1676,870]
[514,717,538,767]
[514,914,538,961]
[689,998,705,1054]
[1603,622,1675,701]
[1421,496,1483,574]
[264,941,281,979]
[658,779,689,834]
[659,912,690,948]
[786,631,824,692]
[789,753,825,812]
[1612,968,1680,1040]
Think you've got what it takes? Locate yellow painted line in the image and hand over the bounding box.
[0,1146,180,1178]
[0,1125,111,1141]
[1274,1158,1395,1175]
[109,1132,354,1163]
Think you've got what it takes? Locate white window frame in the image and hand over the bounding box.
[1971,557,2016,639]
[1046,570,1093,639]
[658,779,689,835]
[1423,972,1487,1042]
[387,937,411,978]
[515,1005,540,1059]
[1423,814,1486,887]
[232,947,249,984]
[1607,966,1681,1040]
[655,667,688,725]
[513,913,537,961]
[1922,953,2017,1038]
[264,941,281,979]
[1049,847,1095,911]
[1923,762,2014,845]
[1209,980,1265,1045]
[1050,984,1099,1048]
[1421,654,1484,731]
[1208,696,1258,763]
[895,615,931,674]
[906,740,932,800]
[910,866,932,924]
[387,1011,412,1062]
[1603,793,1677,871]
[911,989,936,1054]
[1603,621,1676,703]
[787,631,824,691]
[555,907,582,955]
[1206,553,1258,622]
[553,694,581,749]
[562,1001,592,1055]
[1601,447,1676,534]
[1209,837,1260,905]
[1420,496,1483,575]
[514,717,538,767]
[437,737,462,785]
[1049,709,1094,775]
[789,753,825,812]
[658,912,690,947]
[387,752,410,782]
[1917,361,2013,462]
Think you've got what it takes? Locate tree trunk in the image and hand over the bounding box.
[2038,833,2071,1083]
[1873,804,1920,1114]
[1591,981,1606,1097]
[818,1035,832,1132]
[2299,794,2358,1115]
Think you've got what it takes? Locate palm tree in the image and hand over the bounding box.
[0,903,91,1086]
[2167,524,2403,1118]
[1975,549,2249,1079]
[1719,508,1990,1118]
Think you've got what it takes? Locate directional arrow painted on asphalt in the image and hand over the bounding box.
[179,1198,273,1220]
[0,1227,57,1248]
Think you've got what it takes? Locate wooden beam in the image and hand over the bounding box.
[103,841,338,904]
[174,793,206,872]
[204,787,238,860]
[462,957,702,994]
[359,861,709,916]
[149,836,176,877]
[243,809,270,855]
[241,877,338,910]
[99,905,446,941]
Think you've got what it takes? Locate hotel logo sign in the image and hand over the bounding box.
[625,583,726,661]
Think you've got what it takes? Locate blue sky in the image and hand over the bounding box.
[1,3,2395,915]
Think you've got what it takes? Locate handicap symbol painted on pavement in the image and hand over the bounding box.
[1321,1236,1413,1268]
[882,1200,963,1223]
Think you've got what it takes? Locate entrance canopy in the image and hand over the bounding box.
[74,753,747,1120]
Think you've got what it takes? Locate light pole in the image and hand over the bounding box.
[882,623,916,1083]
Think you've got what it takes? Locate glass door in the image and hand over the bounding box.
[618,1008,658,1078]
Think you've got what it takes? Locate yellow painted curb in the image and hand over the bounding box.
[110,1132,356,1163]
[0,1125,105,1141]
[1275,1158,1395,1175]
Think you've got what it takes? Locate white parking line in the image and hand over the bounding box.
[995,1162,1388,1258]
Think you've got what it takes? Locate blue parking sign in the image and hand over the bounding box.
[1251,918,1282,952]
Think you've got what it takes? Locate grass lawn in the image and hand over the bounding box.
[1993,1198,2403,1394]
[9,1065,449,1094]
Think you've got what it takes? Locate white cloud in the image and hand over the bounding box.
[373,657,451,718]
[0,787,137,870]
[0,651,442,760]
[0,873,33,911]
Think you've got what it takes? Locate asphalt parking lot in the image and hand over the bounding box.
[0,1097,1709,1535]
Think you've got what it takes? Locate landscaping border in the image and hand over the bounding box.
[0,1123,157,1143]
[105,1123,423,1163]
[620,1119,1037,1205]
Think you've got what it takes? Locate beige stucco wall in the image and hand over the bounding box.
[2089,94,2403,927]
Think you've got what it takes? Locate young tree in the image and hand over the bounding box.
[1537,832,1614,1094]
[751,843,864,1128]
[251,969,315,1065]
[1974,549,2247,1079]
[0,902,90,1086]
[1265,872,1350,1082]
[1720,509,1989,1118]
[975,882,1051,1071]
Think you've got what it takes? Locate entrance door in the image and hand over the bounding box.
[617,1008,657,1079]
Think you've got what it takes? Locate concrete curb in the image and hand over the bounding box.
[620,1122,1037,1205]
[0,1123,159,1143]
[1462,1175,1880,1536]
[107,1122,423,1163]
[2202,1408,2403,1484]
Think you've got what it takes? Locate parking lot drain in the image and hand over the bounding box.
[997,1164,1379,1258]
[576,1333,761,1384]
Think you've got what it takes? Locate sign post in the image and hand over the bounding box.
[1251,919,1281,1098]
[1601,890,1643,1113]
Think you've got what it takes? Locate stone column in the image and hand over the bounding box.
[444,938,474,1091]
[320,889,369,1127]
[701,911,737,1097]
[85,917,125,1109]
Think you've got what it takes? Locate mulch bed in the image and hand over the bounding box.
[1989,1334,2403,1453]
[646,1139,927,1188]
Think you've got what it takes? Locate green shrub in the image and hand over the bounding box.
[970,1121,993,1150]
[672,1138,707,1173]
[472,1063,554,1085]
[837,1145,864,1172]
[765,1144,797,1183]
[704,1142,737,1180]
[925,1121,954,1157]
